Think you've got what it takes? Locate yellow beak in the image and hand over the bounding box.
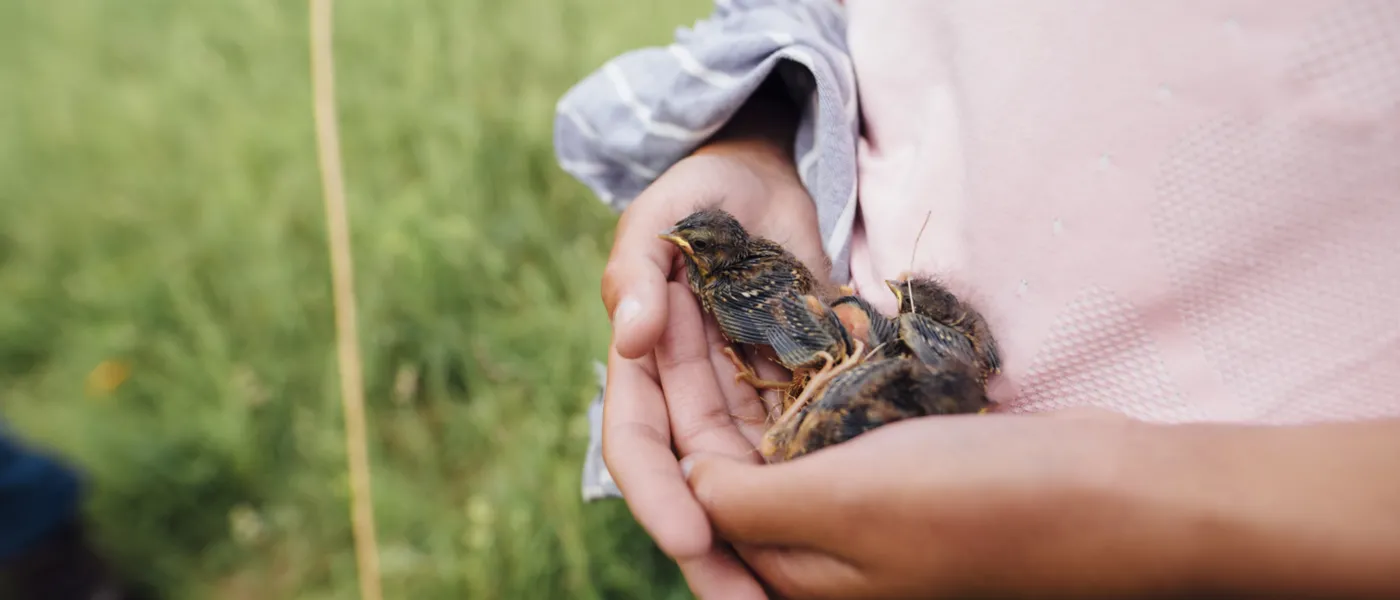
[657,233,698,265]
[884,279,905,307]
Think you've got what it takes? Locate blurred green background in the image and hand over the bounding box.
[0,0,709,597]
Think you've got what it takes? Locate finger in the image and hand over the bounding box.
[657,281,763,461]
[677,545,770,600]
[601,343,711,559]
[603,201,680,360]
[682,452,840,548]
[734,545,866,600]
[704,318,768,447]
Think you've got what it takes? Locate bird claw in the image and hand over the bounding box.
[721,346,791,391]
[729,411,770,426]
[775,366,810,413]
[772,340,866,431]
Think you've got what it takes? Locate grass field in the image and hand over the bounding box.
[0,0,710,597]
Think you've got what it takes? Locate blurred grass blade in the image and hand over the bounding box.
[309,0,383,599]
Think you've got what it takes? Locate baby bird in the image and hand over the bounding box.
[829,294,902,360]
[658,208,855,396]
[828,284,981,380]
[886,275,1002,382]
[760,354,989,462]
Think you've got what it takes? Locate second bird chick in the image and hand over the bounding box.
[886,274,1002,383]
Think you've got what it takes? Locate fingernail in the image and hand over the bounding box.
[679,456,696,480]
[615,297,642,326]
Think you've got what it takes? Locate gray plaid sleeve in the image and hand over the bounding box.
[556,0,860,502]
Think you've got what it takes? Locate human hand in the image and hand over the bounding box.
[600,138,828,599]
[680,409,1173,599]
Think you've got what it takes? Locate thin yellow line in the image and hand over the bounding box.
[308,1,383,599]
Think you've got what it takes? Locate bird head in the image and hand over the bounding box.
[879,275,968,331]
[885,275,963,323]
[658,208,752,278]
[884,277,915,314]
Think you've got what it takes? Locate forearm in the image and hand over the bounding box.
[1122,419,1400,596]
[695,74,801,164]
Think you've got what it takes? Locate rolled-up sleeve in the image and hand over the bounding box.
[553,0,860,283]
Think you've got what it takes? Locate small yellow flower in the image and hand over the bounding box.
[85,360,131,396]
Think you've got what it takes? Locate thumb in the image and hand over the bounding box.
[602,254,670,359]
[682,452,831,548]
[601,206,680,358]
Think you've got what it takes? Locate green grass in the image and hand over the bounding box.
[0,0,709,597]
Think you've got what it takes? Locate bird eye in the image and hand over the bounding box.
[690,239,710,252]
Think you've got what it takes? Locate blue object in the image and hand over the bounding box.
[0,423,83,562]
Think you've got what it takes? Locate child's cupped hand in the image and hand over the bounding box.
[599,141,826,600]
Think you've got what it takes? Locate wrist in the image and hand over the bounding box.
[693,73,802,183]
[1114,420,1400,596]
[682,136,811,224]
[691,139,804,198]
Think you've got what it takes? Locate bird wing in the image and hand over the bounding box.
[813,360,886,408]
[899,313,978,369]
[763,292,849,369]
[707,272,799,346]
[973,321,1003,373]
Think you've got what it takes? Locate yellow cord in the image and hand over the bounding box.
[309,1,383,598]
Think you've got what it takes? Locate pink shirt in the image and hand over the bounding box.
[844,0,1400,423]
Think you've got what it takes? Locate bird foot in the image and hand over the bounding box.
[780,352,833,418]
[778,367,814,415]
[729,411,770,426]
[772,340,867,431]
[721,347,791,391]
